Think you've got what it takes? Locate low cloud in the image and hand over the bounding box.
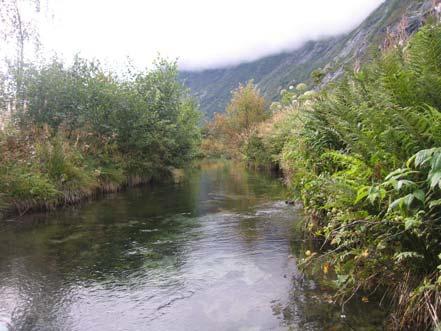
[41,0,385,70]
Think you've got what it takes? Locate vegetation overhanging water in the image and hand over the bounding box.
[0,2,440,329]
[0,162,385,330]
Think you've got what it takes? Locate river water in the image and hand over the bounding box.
[0,162,384,331]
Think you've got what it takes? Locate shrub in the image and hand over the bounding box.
[202,80,268,159]
[0,56,201,213]
[282,24,441,330]
[207,22,441,330]
[0,164,59,213]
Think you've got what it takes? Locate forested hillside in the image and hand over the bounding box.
[181,0,436,117]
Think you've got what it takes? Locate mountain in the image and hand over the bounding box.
[180,0,437,118]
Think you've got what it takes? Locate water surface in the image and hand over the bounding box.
[0,162,384,330]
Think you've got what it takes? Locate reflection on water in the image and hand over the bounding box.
[0,161,385,331]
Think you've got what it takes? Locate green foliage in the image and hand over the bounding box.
[0,57,201,213]
[311,68,326,85]
[295,83,308,93]
[0,164,59,202]
[202,80,268,160]
[37,136,98,192]
[289,24,441,330]
[280,90,296,106]
[242,133,272,168]
[17,58,201,174]
[226,80,267,132]
[233,23,441,330]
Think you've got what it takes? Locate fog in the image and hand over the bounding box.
[38,0,384,70]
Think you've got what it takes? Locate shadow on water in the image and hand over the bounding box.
[0,161,386,331]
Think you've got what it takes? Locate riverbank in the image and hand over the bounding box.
[202,23,441,330]
[0,161,386,330]
[0,57,200,220]
[0,124,182,218]
[0,58,201,219]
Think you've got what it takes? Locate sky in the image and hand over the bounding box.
[34,0,385,71]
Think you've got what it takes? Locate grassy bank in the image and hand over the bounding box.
[0,126,159,216]
[0,58,201,218]
[203,23,441,330]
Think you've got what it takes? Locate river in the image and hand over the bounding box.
[0,161,384,330]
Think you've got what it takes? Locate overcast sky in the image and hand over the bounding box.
[38,0,384,71]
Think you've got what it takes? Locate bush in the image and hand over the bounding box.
[37,136,98,192]
[202,80,268,159]
[0,164,59,213]
[280,24,441,330]
[0,56,201,213]
[242,133,272,168]
[205,23,441,330]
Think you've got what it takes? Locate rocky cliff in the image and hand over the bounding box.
[181,0,439,118]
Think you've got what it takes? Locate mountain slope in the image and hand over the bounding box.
[180,0,436,118]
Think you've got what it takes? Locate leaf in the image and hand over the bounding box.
[394,251,424,262]
[336,274,349,286]
[413,148,436,168]
[396,180,416,191]
[367,186,386,204]
[376,241,387,250]
[404,217,422,230]
[385,168,412,181]
[429,199,441,208]
[389,197,404,211]
[403,194,415,208]
[412,190,425,203]
[406,155,416,168]
[388,194,414,212]
[428,171,441,189]
[431,152,441,172]
[354,186,369,204]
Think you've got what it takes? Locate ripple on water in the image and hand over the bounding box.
[0,162,385,331]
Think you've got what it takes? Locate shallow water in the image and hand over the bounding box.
[0,161,384,330]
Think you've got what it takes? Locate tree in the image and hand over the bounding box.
[226,80,267,133]
[202,80,268,159]
[0,0,41,113]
